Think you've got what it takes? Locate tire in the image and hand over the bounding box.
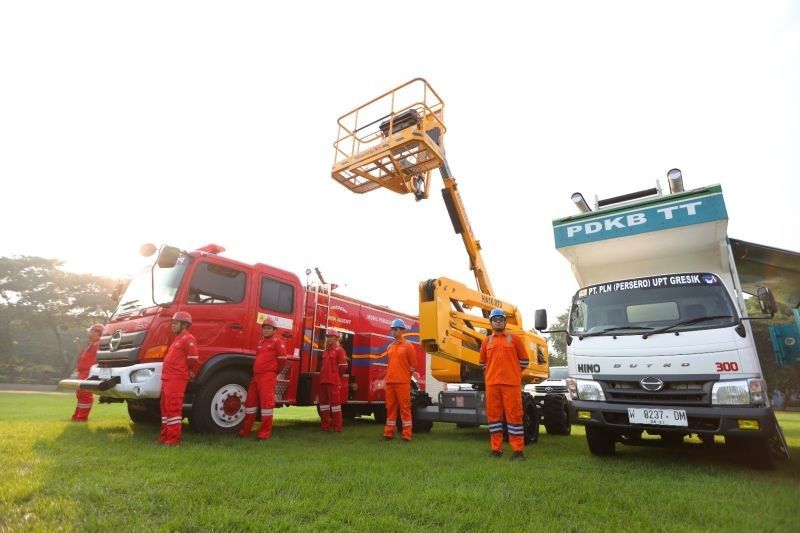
[522,393,539,444]
[341,405,361,420]
[542,394,571,435]
[372,405,387,424]
[586,426,616,456]
[411,389,433,433]
[189,368,250,434]
[127,400,160,424]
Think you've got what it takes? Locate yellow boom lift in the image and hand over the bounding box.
[332,79,570,438]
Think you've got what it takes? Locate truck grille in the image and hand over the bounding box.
[534,385,568,394]
[97,330,147,366]
[599,377,715,407]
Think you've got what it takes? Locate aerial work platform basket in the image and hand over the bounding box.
[331,78,446,200]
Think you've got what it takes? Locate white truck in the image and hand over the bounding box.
[535,171,789,467]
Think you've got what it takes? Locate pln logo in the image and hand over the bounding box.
[701,275,718,285]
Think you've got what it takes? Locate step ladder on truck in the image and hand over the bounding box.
[331,78,569,440]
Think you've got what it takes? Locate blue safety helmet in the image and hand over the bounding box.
[390,318,407,330]
[489,308,506,320]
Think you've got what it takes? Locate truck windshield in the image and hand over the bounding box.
[549,367,568,379]
[113,255,190,316]
[569,273,738,336]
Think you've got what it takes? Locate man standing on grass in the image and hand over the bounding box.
[382,319,417,443]
[480,308,529,461]
[70,324,104,422]
[158,311,199,446]
[318,329,348,432]
[240,318,287,440]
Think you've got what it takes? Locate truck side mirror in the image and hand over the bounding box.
[757,287,777,316]
[535,309,548,331]
[157,246,181,269]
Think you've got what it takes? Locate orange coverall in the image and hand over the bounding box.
[71,339,99,421]
[479,331,529,453]
[383,339,417,440]
[318,344,348,432]
[158,330,199,445]
[240,336,286,440]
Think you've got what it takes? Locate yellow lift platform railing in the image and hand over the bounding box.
[332,78,445,200]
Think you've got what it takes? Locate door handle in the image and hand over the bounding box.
[230,323,243,330]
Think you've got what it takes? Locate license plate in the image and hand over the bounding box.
[97,367,112,380]
[627,407,688,427]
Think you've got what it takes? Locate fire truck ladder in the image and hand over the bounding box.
[310,283,335,372]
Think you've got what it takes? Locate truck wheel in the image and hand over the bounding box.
[522,393,539,444]
[586,426,616,456]
[189,368,249,434]
[127,400,160,424]
[341,405,361,420]
[542,394,571,435]
[372,405,387,424]
[411,390,433,433]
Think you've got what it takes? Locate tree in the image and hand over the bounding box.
[0,256,118,378]
[545,308,570,366]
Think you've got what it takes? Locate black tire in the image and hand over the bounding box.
[542,394,571,435]
[372,405,387,424]
[189,368,250,434]
[411,389,433,433]
[341,404,361,420]
[522,393,539,444]
[726,435,775,470]
[127,400,160,424]
[586,426,616,456]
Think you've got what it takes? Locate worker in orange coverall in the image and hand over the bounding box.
[70,323,104,421]
[382,318,417,442]
[158,311,199,446]
[318,329,348,432]
[480,307,529,460]
[240,318,287,440]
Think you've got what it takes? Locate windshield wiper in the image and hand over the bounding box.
[642,315,735,339]
[578,326,655,339]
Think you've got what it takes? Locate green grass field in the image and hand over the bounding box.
[1,392,798,531]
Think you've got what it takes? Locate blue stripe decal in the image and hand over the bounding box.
[554,192,727,248]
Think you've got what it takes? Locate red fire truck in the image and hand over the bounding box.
[60,244,431,433]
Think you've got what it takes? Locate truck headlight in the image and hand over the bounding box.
[711,380,749,405]
[130,368,154,383]
[566,378,578,400]
[571,379,605,401]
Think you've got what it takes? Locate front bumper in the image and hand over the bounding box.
[570,400,776,438]
[58,363,163,399]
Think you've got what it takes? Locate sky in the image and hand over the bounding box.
[1,1,798,323]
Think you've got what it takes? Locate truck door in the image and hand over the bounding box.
[183,261,250,359]
[253,275,299,404]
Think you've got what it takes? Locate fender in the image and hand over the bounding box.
[188,354,254,392]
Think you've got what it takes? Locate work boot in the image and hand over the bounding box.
[511,451,526,461]
[490,450,502,458]
[380,435,393,441]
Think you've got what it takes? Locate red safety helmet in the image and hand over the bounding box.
[88,324,104,334]
[172,311,192,324]
[262,318,278,328]
[325,329,340,338]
